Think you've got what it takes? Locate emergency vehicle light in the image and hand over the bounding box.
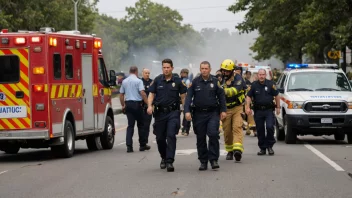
[33,85,44,92]
[94,40,102,48]
[1,29,8,33]
[14,37,26,45]
[31,37,42,43]
[286,64,308,68]
[49,37,57,47]
[33,67,45,74]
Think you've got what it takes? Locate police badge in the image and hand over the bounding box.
[172,82,175,87]
[210,83,214,88]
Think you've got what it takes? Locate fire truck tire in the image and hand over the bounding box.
[51,120,75,158]
[86,136,102,151]
[2,146,20,154]
[100,116,115,150]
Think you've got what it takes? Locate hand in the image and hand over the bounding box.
[245,108,252,115]
[275,108,280,115]
[122,106,126,114]
[147,106,153,115]
[185,113,192,121]
[220,112,227,120]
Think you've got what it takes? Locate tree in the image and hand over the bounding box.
[0,0,98,33]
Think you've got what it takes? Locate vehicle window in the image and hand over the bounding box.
[287,72,351,91]
[98,58,108,85]
[0,55,20,84]
[276,75,283,88]
[65,54,73,79]
[280,74,286,88]
[53,54,61,79]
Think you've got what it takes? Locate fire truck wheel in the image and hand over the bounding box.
[86,136,102,151]
[100,116,115,150]
[51,120,75,158]
[2,145,20,154]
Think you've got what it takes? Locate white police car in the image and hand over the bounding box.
[275,64,352,144]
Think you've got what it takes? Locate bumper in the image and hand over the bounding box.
[0,129,50,140]
[286,114,352,130]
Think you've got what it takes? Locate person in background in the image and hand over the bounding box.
[180,68,191,136]
[244,71,257,136]
[215,69,224,134]
[141,68,153,147]
[119,66,149,153]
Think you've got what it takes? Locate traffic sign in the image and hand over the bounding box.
[327,51,341,59]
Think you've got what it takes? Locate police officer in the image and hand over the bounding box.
[147,58,187,172]
[220,59,247,162]
[184,61,227,170]
[245,68,280,155]
[141,68,153,148]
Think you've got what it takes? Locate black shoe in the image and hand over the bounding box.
[160,159,166,169]
[267,147,275,155]
[234,151,242,162]
[210,161,220,169]
[166,163,174,172]
[257,149,266,155]
[127,147,133,153]
[139,145,151,151]
[199,162,208,171]
[226,152,234,160]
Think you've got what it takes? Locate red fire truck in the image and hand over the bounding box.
[0,27,117,158]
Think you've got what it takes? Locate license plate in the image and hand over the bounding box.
[0,106,27,118]
[321,118,333,124]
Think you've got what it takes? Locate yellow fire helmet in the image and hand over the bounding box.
[220,59,235,71]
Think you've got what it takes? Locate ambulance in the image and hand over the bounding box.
[275,64,352,144]
[0,27,117,157]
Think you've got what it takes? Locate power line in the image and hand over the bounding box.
[101,5,229,14]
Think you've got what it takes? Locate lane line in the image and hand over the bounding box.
[0,170,8,175]
[304,143,344,172]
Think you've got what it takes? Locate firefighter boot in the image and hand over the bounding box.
[234,150,242,162]
[226,152,234,160]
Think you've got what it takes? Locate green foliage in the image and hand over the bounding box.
[228,0,352,64]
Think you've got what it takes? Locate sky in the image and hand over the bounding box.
[97,0,246,32]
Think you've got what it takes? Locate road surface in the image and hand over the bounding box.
[0,114,351,198]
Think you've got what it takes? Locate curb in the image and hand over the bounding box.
[113,108,123,115]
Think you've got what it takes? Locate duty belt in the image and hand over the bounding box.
[254,104,274,110]
[193,106,218,112]
[155,105,179,113]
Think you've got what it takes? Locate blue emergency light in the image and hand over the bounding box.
[286,64,308,68]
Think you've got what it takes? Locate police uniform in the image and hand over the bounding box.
[220,59,247,162]
[148,75,187,172]
[247,79,279,155]
[141,77,153,146]
[184,75,226,170]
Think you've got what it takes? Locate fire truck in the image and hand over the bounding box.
[0,27,117,158]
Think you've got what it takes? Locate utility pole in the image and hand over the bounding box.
[72,0,81,30]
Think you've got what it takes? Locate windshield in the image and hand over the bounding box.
[287,72,351,92]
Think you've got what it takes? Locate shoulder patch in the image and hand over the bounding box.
[236,80,242,85]
[217,81,222,88]
[182,81,186,86]
[272,84,276,90]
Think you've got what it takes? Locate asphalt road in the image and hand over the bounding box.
[0,114,352,198]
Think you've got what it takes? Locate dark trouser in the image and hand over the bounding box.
[125,101,146,147]
[182,116,191,133]
[193,111,220,163]
[142,110,152,144]
[254,109,276,149]
[154,111,181,163]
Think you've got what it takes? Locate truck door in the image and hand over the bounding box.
[82,54,94,130]
[0,48,31,130]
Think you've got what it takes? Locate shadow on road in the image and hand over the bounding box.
[0,148,96,163]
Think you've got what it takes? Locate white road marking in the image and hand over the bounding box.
[175,149,228,156]
[0,170,8,175]
[304,143,344,171]
[152,140,156,144]
[117,142,126,146]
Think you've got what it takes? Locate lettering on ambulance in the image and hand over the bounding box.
[0,48,31,130]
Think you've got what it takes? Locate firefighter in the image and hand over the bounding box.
[220,59,247,162]
[244,71,257,137]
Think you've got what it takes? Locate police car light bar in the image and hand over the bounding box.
[286,64,338,69]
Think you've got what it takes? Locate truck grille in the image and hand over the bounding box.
[303,102,347,113]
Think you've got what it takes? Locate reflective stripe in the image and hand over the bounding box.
[233,143,244,152]
[225,144,234,152]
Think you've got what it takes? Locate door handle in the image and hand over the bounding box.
[16,91,24,98]
[84,98,86,104]
[100,89,104,96]
[82,88,86,96]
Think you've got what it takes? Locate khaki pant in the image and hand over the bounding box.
[223,105,244,152]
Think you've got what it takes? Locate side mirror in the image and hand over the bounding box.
[109,70,117,87]
[277,88,284,94]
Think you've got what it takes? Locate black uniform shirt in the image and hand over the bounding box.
[148,75,187,106]
[141,78,153,96]
[184,75,226,113]
[247,79,279,105]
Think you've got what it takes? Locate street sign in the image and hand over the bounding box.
[327,51,341,59]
